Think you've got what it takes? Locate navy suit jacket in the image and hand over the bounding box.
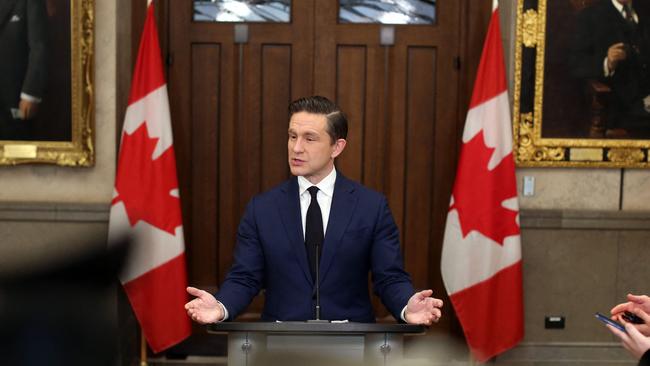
[215,174,415,322]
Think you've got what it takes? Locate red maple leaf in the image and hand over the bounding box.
[450,130,519,245]
[113,123,182,235]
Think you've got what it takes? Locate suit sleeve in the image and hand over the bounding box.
[370,196,415,321]
[214,197,265,320]
[22,0,48,98]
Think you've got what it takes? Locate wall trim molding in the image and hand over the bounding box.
[0,202,110,222]
[496,341,632,365]
[1,205,648,228]
[521,209,650,230]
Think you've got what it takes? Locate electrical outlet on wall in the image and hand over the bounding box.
[523,176,535,196]
[545,316,565,329]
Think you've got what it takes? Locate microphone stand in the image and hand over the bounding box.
[308,241,328,323]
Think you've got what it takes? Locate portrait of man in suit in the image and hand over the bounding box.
[569,0,650,139]
[0,0,48,140]
[185,96,443,325]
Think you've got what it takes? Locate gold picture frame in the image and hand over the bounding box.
[513,0,650,168]
[0,0,94,166]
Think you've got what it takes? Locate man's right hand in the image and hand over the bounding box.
[607,42,628,71]
[185,286,224,324]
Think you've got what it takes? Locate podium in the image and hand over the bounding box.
[207,322,425,366]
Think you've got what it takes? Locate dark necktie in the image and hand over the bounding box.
[304,186,323,282]
[624,3,636,25]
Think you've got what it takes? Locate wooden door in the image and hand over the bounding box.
[168,1,314,317]
[164,0,482,330]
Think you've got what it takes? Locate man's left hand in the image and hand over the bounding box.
[404,289,443,325]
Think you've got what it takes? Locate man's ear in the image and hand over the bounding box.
[331,139,347,159]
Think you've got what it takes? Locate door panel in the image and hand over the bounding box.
[261,45,293,190]
[190,43,220,285]
[336,46,367,181]
[403,46,438,292]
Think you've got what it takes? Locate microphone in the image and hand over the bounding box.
[308,241,328,323]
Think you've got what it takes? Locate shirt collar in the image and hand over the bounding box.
[297,168,337,198]
[612,0,629,14]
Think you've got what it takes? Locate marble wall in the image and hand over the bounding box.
[498,2,650,363]
[492,210,650,365]
[0,0,127,280]
[0,1,135,364]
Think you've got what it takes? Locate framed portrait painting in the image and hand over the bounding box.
[0,0,94,166]
[514,0,650,167]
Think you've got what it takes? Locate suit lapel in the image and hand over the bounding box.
[0,0,20,30]
[319,174,358,282]
[278,177,313,284]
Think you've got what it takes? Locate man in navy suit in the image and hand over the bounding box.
[185,96,443,325]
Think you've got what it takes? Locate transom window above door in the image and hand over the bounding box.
[339,0,435,24]
[193,1,435,24]
[194,0,291,22]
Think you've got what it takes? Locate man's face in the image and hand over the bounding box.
[288,111,346,184]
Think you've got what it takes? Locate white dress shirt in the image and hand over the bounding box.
[297,167,337,238]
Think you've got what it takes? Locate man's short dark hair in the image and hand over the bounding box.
[288,96,348,143]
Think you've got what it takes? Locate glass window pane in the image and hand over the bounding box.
[339,0,435,25]
[194,0,291,23]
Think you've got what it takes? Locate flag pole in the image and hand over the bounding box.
[141,2,148,365]
[140,3,152,366]
[141,2,151,365]
[140,2,151,365]
[140,329,148,366]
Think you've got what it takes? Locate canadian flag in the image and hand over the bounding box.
[441,1,523,362]
[108,2,191,353]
